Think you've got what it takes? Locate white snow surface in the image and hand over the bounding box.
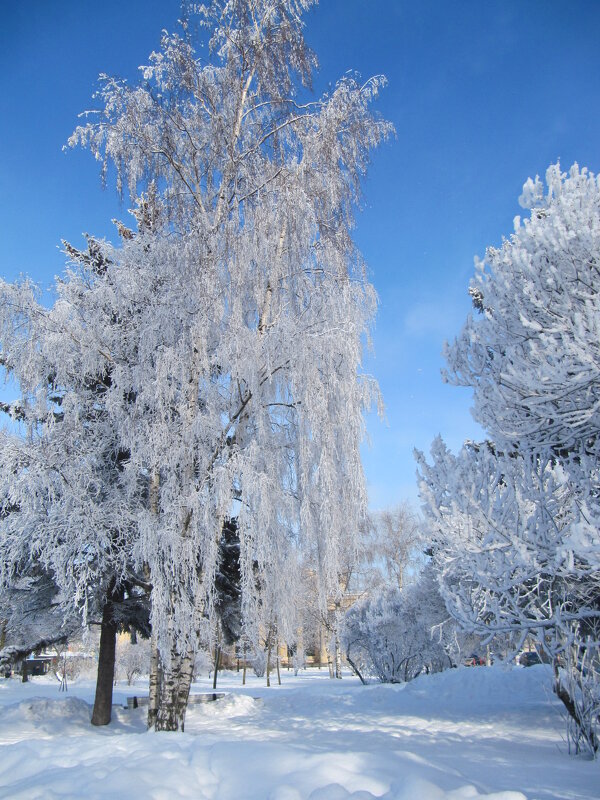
[0,665,597,799]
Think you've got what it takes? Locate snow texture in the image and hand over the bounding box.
[0,665,597,799]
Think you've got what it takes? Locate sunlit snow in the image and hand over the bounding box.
[0,665,597,799]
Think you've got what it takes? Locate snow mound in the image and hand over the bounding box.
[1,696,91,724]
[192,692,259,718]
[303,779,527,800]
[32,696,90,721]
[0,696,91,741]
[307,784,378,799]
[391,778,527,800]
[358,664,552,719]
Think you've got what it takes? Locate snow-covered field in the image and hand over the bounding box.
[0,665,597,799]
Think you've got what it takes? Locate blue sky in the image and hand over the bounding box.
[2,1,600,509]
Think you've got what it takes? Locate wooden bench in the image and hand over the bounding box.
[125,692,226,709]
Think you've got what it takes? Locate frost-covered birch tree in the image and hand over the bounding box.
[66,0,391,730]
[417,163,600,755]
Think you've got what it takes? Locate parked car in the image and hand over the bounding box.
[518,651,542,667]
[464,653,485,666]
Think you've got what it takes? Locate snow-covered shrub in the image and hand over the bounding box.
[115,637,151,685]
[343,569,456,684]
[251,648,267,678]
[290,643,305,676]
[554,630,600,757]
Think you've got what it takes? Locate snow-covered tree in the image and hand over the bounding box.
[0,236,150,725]
[0,572,80,673]
[64,0,390,730]
[417,440,595,647]
[214,519,243,651]
[417,163,600,755]
[445,163,600,461]
[366,503,423,589]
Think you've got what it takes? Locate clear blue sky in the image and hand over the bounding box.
[2,1,599,509]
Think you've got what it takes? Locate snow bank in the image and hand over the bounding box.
[395,663,551,715]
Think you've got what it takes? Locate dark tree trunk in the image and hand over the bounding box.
[212,646,221,690]
[345,647,367,685]
[266,630,273,688]
[91,594,119,726]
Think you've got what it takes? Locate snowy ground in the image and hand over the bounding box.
[0,665,597,799]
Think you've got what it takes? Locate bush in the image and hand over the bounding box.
[342,570,456,684]
[115,637,151,685]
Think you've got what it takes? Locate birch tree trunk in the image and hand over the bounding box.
[154,647,195,732]
[327,646,334,679]
[151,588,202,730]
[334,632,343,679]
[147,631,161,729]
[334,606,343,679]
[147,479,161,729]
